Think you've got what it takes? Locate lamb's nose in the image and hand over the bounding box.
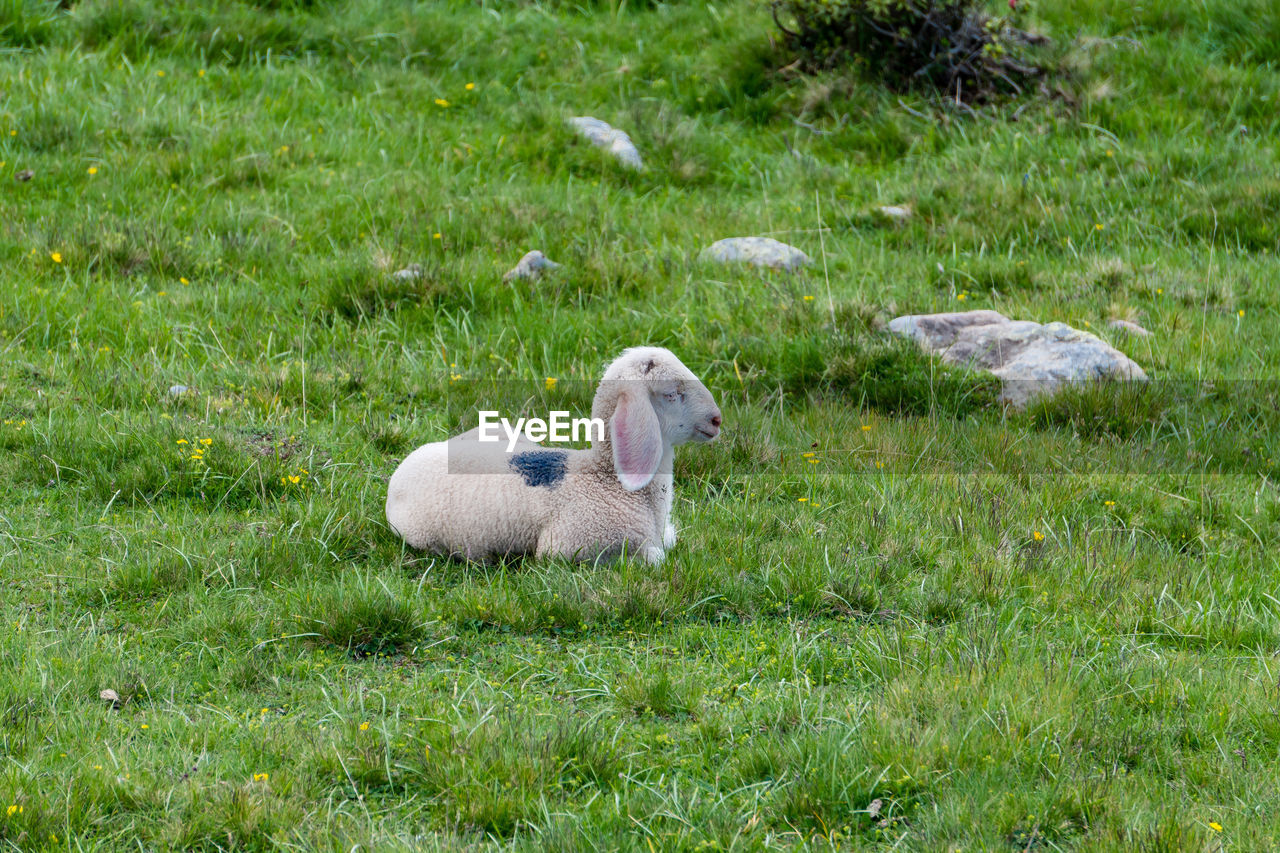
[710,413,722,427]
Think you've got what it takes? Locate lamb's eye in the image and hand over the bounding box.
[663,390,684,403]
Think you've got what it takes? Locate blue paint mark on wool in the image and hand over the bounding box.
[510,450,568,488]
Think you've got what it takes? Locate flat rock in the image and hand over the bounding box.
[168,384,192,397]
[567,116,644,170]
[1108,318,1152,337]
[503,250,561,283]
[887,310,1147,406]
[877,204,912,221]
[391,264,423,282]
[701,237,810,272]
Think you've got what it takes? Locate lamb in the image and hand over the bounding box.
[385,347,722,564]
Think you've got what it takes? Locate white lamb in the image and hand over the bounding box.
[385,347,722,564]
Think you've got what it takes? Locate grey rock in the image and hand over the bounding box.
[391,264,423,282]
[701,237,810,272]
[877,204,912,221]
[168,384,192,397]
[1108,318,1152,337]
[887,310,1147,406]
[567,116,644,170]
[503,250,561,283]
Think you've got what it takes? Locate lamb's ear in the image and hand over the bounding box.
[611,386,663,491]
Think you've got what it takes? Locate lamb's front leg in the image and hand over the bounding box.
[539,519,663,565]
[663,521,677,550]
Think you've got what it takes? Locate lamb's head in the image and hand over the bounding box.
[593,347,722,491]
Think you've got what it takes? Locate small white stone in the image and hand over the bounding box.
[503,250,561,283]
[701,237,810,272]
[1107,319,1152,337]
[391,264,423,282]
[168,384,191,396]
[877,205,913,221]
[568,116,644,170]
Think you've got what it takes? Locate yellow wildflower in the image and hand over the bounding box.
[88,166,98,175]
[1209,822,1223,832]
[253,772,269,782]
[465,82,476,90]
[434,98,449,108]
[50,252,63,263]
[359,721,370,731]
[545,377,557,391]
[1033,531,1045,542]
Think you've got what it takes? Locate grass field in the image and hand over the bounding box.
[3,0,1280,848]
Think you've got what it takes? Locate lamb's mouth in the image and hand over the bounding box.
[695,426,720,440]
